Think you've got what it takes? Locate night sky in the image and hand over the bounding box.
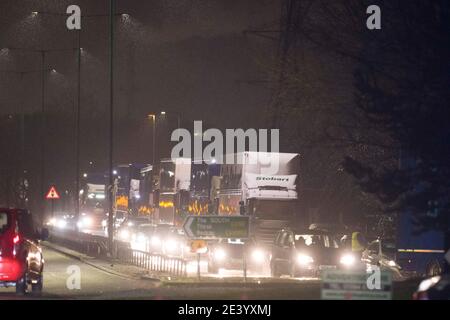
[0,0,281,198]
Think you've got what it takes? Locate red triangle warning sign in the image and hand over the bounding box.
[46,186,60,200]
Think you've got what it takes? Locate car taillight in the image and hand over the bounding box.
[13,234,20,244]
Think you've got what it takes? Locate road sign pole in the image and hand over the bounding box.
[197,252,201,280]
[243,242,247,282]
[51,199,54,219]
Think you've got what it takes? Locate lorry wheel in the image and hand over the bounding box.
[31,275,43,295]
[427,260,442,277]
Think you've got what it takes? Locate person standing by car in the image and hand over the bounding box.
[351,231,367,256]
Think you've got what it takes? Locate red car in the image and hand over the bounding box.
[0,208,48,294]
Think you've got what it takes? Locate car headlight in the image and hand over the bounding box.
[418,276,441,292]
[56,219,67,229]
[82,217,93,227]
[151,236,161,246]
[251,249,266,263]
[120,229,130,240]
[214,248,226,261]
[47,218,56,226]
[137,234,147,243]
[165,239,178,252]
[340,254,356,266]
[297,253,314,265]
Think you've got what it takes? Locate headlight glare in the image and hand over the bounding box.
[297,253,313,265]
[214,248,226,261]
[340,254,356,266]
[251,249,266,263]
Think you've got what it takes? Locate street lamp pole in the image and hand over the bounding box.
[75,31,82,229]
[148,114,156,165]
[40,51,46,214]
[107,0,116,257]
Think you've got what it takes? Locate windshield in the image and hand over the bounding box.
[0,211,9,234]
[250,199,296,220]
[295,234,340,249]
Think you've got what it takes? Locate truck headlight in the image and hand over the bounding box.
[251,249,266,263]
[340,254,356,266]
[214,248,226,261]
[297,254,313,265]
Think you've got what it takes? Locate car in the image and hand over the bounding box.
[270,228,362,278]
[128,223,188,257]
[413,274,450,299]
[149,224,186,256]
[77,211,105,232]
[207,238,270,274]
[129,223,157,251]
[0,208,48,295]
[413,250,450,300]
[116,216,151,242]
[47,214,77,231]
[102,211,127,232]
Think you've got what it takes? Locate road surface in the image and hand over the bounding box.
[0,246,326,299]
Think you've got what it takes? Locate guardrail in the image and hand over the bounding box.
[49,227,110,256]
[117,247,187,277]
[48,228,187,277]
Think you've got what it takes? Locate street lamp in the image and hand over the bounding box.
[148,114,157,165]
[30,10,131,235]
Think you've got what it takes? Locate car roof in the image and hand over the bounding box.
[282,228,334,236]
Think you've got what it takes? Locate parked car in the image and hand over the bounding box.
[207,238,270,274]
[0,208,48,294]
[270,228,362,277]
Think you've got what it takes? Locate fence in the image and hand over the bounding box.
[49,228,187,277]
[117,247,187,277]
